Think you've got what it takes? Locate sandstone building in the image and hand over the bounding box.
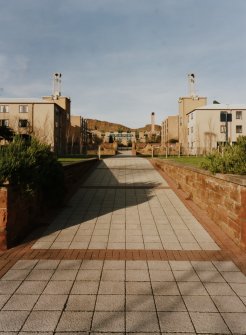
[0,95,71,155]
[187,104,246,154]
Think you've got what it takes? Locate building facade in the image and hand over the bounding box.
[0,96,71,154]
[161,115,179,146]
[69,116,89,154]
[187,104,246,154]
[178,96,207,153]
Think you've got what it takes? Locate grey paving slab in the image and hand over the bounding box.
[71,281,99,295]
[56,311,93,331]
[34,294,67,311]
[15,280,47,295]
[155,295,186,311]
[0,295,10,309]
[211,295,246,312]
[126,311,160,332]
[152,281,180,296]
[95,294,125,311]
[34,260,60,270]
[0,280,22,294]
[1,270,30,281]
[91,311,125,332]
[26,269,55,281]
[204,282,236,296]
[190,312,230,334]
[126,295,156,311]
[230,283,246,296]
[0,311,29,331]
[66,294,96,311]
[2,294,39,310]
[126,281,152,295]
[22,311,62,332]
[183,295,217,312]
[158,311,194,333]
[42,281,73,295]
[11,260,38,270]
[101,269,125,281]
[177,282,208,296]
[222,312,246,334]
[98,281,125,295]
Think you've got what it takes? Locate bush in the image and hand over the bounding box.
[0,137,65,206]
[201,136,246,174]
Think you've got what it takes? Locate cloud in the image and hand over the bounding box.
[1,0,246,127]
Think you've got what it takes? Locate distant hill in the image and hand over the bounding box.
[132,124,162,132]
[87,119,161,132]
[87,119,130,132]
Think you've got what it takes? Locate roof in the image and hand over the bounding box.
[192,104,246,111]
[0,98,53,104]
[195,104,246,109]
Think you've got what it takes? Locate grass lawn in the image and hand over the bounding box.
[58,156,97,165]
[158,156,207,168]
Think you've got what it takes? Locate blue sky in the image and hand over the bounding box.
[0,0,246,128]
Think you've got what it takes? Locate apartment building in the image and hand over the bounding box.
[105,131,136,145]
[187,104,246,155]
[161,115,179,146]
[0,95,71,154]
[68,116,89,154]
[178,96,207,153]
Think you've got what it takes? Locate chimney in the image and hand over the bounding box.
[53,73,62,99]
[151,112,155,133]
[188,73,196,97]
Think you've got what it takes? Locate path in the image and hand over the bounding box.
[0,155,246,334]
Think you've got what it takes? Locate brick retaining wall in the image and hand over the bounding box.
[154,159,246,250]
[0,158,98,250]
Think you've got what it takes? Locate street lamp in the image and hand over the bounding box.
[220,111,232,143]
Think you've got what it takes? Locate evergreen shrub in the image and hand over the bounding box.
[201,136,246,175]
[0,137,65,206]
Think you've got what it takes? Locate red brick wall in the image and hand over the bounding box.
[0,159,98,250]
[154,159,246,249]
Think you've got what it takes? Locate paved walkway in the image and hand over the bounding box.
[0,154,246,334]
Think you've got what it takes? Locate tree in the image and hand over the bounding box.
[109,134,114,143]
[0,126,14,141]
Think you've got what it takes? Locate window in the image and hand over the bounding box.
[187,128,189,135]
[220,125,226,133]
[0,119,9,126]
[236,111,242,120]
[236,125,242,133]
[0,105,8,113]
[19,105,28,113]
[191,126,193,133]
[191,113,193,120]
[19,119,29,128]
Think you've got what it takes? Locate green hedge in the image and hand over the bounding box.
[201,136,246,174]
[0,137,65,206]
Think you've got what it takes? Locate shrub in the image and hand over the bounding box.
[201,136,246,174]
[0,137,65,206]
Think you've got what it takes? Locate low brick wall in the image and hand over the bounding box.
[0,158,98,250]
[63,158,98,191]
[153,159,246,250]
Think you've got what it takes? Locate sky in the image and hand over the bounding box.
[0,0,246,128]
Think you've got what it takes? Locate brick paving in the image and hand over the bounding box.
[0,153,246,334]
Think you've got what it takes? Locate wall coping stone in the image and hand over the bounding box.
[154,158,246,187]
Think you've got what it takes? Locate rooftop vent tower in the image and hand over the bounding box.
[188,73,196,98]
[53,73,62,99]
[151,112,155,133]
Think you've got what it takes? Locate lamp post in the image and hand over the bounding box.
[220,111,232,144]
